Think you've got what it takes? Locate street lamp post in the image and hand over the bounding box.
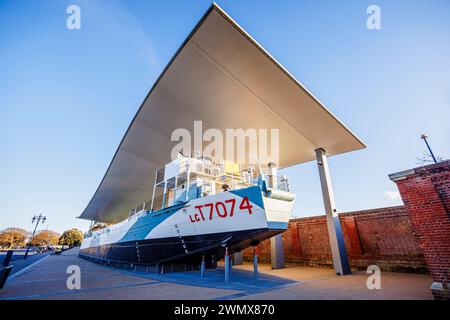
[421,134,437,164]
[24,214,46,259]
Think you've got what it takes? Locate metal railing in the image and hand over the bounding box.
[266,174,290,192]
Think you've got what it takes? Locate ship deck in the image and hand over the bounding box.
[0,248,433,300]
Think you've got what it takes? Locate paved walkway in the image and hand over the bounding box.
[0,249,433,300]
[1,251,48,276]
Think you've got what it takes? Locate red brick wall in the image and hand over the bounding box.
[243,206,427,273]
[390,160,450,299]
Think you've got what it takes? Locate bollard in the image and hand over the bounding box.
[253,246,259,280]
[224,247,230,283]
[0,250,14,289]
[0,266,13,289]
[2,250,13,267]
[200,254,206,278]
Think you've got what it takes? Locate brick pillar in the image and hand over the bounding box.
[389,160,450,300]
[290,221,302,258]
[340,216,363,258]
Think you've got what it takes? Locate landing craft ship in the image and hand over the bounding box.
[80,155,295,270]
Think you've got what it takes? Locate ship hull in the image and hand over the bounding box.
[79,227,281,266]
[80,186,293,268]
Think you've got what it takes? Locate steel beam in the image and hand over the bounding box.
[315,148,351,276]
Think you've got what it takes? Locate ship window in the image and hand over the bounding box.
[152,181,165,211]
[175,172,188,204]
[144,200,152,211]
[201,180,213,197]
[164,177,176,208]
[155,167,165,184]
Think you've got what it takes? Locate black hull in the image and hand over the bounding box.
[79,227,281,269]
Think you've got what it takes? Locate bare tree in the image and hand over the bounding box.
[415,151,444,165]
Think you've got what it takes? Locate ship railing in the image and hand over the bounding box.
[266,174,290,192]
[150,194,164,212]
[128,200,152,220]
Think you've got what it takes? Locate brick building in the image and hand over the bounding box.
[243,160,450,300]
[390,160,450,300]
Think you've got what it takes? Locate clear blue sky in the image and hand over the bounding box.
[1,0,449,233]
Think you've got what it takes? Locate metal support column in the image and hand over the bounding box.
[270,234,285,269]
[200,254,206,278]
[315,148,351,275]
[253,246,259,280]
[268,162,285,269]
[224,247,230,283]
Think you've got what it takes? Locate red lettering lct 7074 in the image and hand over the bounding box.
[189,197,253,223]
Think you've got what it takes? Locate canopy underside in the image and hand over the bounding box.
[79,4,365,223]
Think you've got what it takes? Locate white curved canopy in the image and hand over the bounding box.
[79,3,365,223]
